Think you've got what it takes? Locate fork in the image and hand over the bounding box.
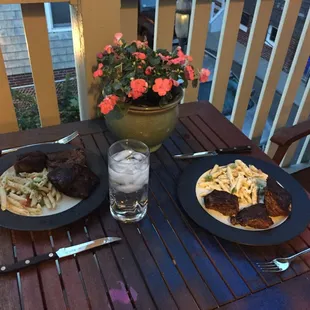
[1,131,79,155]
[257,248,310,272]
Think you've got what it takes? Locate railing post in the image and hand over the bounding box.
[70,0,121,120]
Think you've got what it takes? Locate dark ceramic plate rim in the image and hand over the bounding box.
[0,144,108,231]
[178,155,310,245]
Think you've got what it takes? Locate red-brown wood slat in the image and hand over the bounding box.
[14,231,45,310]
[51,227,90,309]
[149,155,250,299]
[92,133,179,309]
[104,131,202,309]
[147,194,219,309]
[0,229,21,310]
[83,214,133,310]
[81,135,157,310]
[31,231,67,310]
[68,220,113,310]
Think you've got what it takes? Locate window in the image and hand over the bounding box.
[44,3,71,32]
[266,25,278,47]
[240,12,250,32]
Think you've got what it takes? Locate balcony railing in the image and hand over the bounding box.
[0,0,309,170]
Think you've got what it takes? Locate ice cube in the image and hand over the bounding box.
[134,171,149,187]
[132,152,144,161]
[109,167,139,184]
[113,150,133,161]
[116,184,142,194]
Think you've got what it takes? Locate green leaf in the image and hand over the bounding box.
[112,81,122,91]
[157,49,169,56]
[149,56,161,66]
[104,84,112,95]
[126,44,137,54]
[171,72,179,81]
[192,79,198,88]
[231,187,237,194]
[183,79,188,88]
[204,175,213,182]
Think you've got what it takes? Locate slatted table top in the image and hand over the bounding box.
[0,102,310,310]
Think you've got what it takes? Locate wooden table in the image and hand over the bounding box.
[0,102,310,310]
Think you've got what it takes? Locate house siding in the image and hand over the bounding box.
[0,4,74,79]
[237,12,300,74]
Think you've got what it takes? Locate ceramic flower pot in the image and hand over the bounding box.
[105,89,183,152]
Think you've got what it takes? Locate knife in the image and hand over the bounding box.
[173,145,252,159]
[0,237,121,274]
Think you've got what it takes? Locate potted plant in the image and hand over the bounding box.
[93,32,210,152]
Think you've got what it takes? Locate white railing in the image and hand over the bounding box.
[0,0,309,170]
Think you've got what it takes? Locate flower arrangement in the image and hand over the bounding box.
[93,33,210,115]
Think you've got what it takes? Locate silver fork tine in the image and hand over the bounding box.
[58,131,79,144]
[256,262,276,267]
[257,263,276,267]
[261,269,281,273]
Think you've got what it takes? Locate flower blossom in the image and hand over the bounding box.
[97,52,103,58]
[114,33,123,46]
[132,52,146,60]
[145,66,153,75]
[104,45,113,54]
[152,78,173,96]
[171,79,179,87]
[158,53,172,62]
[169,47,192,65]
[98,95,119,115]
[199,68,211,83]
[93,63,104,78]
[132,40,147,48]
[185,65,195,81]
[128,79,148,99]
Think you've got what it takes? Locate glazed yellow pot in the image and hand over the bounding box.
[105,91,182,152]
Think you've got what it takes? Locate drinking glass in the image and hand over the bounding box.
[108,139,150,223]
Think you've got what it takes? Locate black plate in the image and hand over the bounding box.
[0,144,108,231]
[178,155,310,245]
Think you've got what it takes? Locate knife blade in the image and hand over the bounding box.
[173,145,252,159]
[0,237,121,274]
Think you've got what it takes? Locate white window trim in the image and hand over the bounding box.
[239,24,248,32]
[44,3,71,33]
[266,25,277,47]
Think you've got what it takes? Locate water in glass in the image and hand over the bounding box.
[109,142,149,223]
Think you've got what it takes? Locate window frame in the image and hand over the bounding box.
[266,25,278,47]
[239,12,250,32]
[44,3,71,33]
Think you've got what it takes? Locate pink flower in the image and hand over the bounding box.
[199,68,211,83]
[93,69,103,78]
[159,53,172,62]
[171,79,179,87]
[97,52,103,58]
[185,65,195,81]
[152,78,173,96]
[132,40,147,48]
[98,63,103,69]
[98,95,119,115]
[145,66,153,75]
[114,32,123,45]
[104,45,113,54]
[128,79,148,99]
[133,52,146,60]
